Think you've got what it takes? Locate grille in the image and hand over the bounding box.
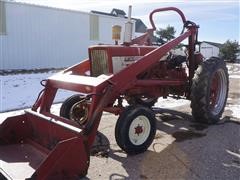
[91,50,109,77]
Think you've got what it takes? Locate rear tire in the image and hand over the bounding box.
[115,106,156,155]
[190,57,229,124]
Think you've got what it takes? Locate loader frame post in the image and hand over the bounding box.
[148,7,199,96]
[188,26,197,91]
[39,84,57,113]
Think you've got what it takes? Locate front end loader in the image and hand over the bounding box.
[0,7,229,179]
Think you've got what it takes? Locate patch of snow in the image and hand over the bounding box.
[225,105,240,119]
[229,75,240,79]
[50,103,62,115]
[154,97,190,108]
[0,72,74,112]
[227,64,240,75]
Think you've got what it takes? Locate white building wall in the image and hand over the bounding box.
[0,2,129,70]
[200,42,220,59]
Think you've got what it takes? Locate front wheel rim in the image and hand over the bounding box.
[210,69,228,115]
[128,115,151,145]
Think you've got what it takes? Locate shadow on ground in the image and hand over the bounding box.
[89,108,240,180]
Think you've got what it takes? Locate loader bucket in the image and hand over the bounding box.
[0,110,89,180]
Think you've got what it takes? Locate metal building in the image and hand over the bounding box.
[200,41,222,59]
[0,1,133,70]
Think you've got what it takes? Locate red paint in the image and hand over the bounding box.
[135,125,143,135]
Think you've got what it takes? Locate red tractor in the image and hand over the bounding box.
[0,7,228,179]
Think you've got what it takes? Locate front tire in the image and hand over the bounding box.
[190,57,229,124]
[115,106,156,155]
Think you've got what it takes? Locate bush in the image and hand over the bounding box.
[220,40,240,63]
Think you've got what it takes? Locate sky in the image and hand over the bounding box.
[15,0,239,43]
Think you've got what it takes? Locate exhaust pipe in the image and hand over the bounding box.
[124,5,133,44]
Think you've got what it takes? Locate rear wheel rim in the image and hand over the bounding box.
[128,115,151,145]
[69,101,88,124]
[210,69,227,115]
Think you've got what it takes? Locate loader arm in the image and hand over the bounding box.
[109,30,193,92]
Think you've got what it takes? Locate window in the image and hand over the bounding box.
[0,1,6,35]
[89,14,99,40]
